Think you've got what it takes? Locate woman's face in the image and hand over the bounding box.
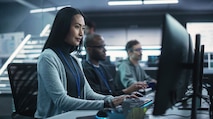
[65,14,85,46]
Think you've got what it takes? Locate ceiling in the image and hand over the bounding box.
[1,0,213,14]
[1,0,213,31]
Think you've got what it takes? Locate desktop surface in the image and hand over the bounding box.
[76,115,95,119]
[47,110,98,119]
[47,91,210,119]
[47,92,155,119]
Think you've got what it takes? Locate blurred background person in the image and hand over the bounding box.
[116,40,157,90]
[82,34,147,96]
[85,20,96,35]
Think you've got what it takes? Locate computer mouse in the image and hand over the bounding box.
[96,109,108,118]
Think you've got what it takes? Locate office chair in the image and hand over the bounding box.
[7,63,37,119]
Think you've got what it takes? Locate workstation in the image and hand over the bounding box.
[0,0,213,119]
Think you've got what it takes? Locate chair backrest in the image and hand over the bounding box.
[7,63,37,117]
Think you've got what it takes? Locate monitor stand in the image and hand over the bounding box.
[178,35,209,119]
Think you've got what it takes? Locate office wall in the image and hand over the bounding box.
[0,3,27,34]
[97,27,161,46]
[0,2,54,35]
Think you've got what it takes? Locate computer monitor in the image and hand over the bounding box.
[153,14,193,115]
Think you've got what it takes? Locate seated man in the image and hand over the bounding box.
[117,40,157,90]
[82,34,146,96]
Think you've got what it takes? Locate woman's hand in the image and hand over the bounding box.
[111,95,130,107]
[111,94,140,106]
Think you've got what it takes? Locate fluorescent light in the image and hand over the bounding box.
[0,84,7,87]
[108,0,178,5]
[40,24,51,37]
[57,5,71,10]
[108,1,142,6]
[144,0,178,4]
[30,5,71,14]
[30,7,56,13]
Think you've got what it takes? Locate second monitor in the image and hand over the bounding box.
[153,13,194,115]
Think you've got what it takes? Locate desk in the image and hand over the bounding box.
[47,91,210,119]
[47,110,98,119]
[47,106,209,119]
[146,106,209,119]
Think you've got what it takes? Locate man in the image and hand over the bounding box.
[82,34,146,96]
[117,40,157,90]
[85,20,96,35]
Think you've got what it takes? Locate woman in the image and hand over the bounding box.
[34,7,127,118]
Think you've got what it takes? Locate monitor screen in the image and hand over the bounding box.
[153,14,193,115]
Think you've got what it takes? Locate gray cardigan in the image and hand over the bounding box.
[34,49,113,118]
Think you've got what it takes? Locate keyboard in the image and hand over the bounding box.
[122,97,153,110]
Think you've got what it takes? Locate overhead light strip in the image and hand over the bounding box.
[144,0,178,4]
[108,1,142,5]
[108,0,178,6]
[30,7,56,13]
[30,5,71,14]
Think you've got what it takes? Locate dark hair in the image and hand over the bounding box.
[84,34,101,48]
[125,40,140,52]
[42,7,85,52]
[86,20,96,31]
